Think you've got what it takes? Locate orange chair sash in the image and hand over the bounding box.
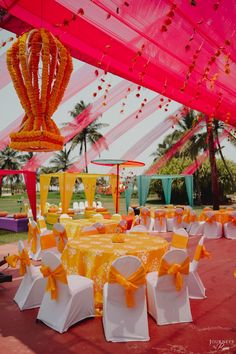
[175,212,183,224]
[154,212,166,226]
[40,264,68,300]
[158,257,190,291]
[108,265,146,307]
[28,223,39,254]
[193,244,210,261]
[40,234,57,250]
[171,233,189,249]
[6,249,31,276]
[53,227,67,253]
[228,216,236,226]
[140,209,150,226]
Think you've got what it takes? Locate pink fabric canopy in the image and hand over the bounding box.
[1,0,236,126]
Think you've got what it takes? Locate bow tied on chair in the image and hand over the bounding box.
[6,249,31,276]
[229,215,236,226]
[40,264,68,300]
[194,245,211,261]
[108,265,146,307]
[28,223,39,254]
[154,211,166,226]
[140,208,150,226]
[52,227,67,253]
[158,257,190,291]
[205,214,216,224]
[175,210,183,224]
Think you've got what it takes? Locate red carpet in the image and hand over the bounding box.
[0,236,236,354]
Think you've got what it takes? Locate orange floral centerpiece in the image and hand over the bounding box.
[6,28,73,151]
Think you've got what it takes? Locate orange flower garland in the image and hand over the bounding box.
[7,28,73,151]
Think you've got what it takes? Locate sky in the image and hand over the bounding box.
[0,29,236,175]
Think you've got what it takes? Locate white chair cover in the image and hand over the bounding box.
[103,255,149,342]
[203,211,222,239]
[167,208,184,232]
[189,220,204,237]
[146,249,192,325]
[37,251,95,333]
[224,211,236,239]
[79,201,85,212]
[153,209,167,233]
[28,220,43,261]
[14,241,46,310]
[188,236,207,299]
[140,207,153,232]
[97,201,103,208]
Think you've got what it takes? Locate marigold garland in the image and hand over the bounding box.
[7,28,73,151]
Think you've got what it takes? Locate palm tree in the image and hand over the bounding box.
[69,100,109,173]
[0,147,23,195]
[49,147,75,172]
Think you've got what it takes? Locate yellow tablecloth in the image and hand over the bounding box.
[61,219,119,239]
[61,233,169,309]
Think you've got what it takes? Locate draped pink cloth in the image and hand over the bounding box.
[182,130,229,175]
[23,81,136,170]
[0,52,11,90]
[145,117,206,175]
[109,107,185,174]
[68,95,170,172]
[1,0,236,126]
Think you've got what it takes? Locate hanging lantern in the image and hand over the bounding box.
[6,28,73,151]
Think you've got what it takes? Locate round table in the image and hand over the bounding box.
[61,233,169,310]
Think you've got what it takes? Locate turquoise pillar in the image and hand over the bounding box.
[185,175,194,206]
[161,178,173,204]
[137,175,151,206]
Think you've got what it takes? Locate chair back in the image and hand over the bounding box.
[107,255,146,307]
[140,207,152,230]
[41,251,70,299]
[53,223,68,252]
[79,201,85,211]
[158,249,190,292]
[73,202,79,210]
[97,201,103,208]
[153,209,167,231]
[18,240,35,278]
[170,228,189,251]
[191,236,206,272]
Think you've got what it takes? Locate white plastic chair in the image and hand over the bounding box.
[188,209,204,236]
[224,211,236,239]
[85,200,89,208]
[167,208,184,232]
[37,251,95,333]
[73,202,79,213]
[78,201,85,213]
[202,211,222,239]
[28,220,43,261]
[153,209,167,233]
[170,228,189,252]
[146,249,192,325]
[13,241,46,310]
[97,201,103,208]
[103,255,149,342]
[188,236,208,299]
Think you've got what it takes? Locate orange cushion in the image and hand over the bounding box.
[13,213,28,219]
[0,211,8,217]
[96,208,107,212]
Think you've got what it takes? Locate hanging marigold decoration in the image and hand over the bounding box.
[6,28,73,151]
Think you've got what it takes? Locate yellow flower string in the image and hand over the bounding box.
[7,28,73,152]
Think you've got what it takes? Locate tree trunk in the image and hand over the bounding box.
[207,118,220,210]
[84,137,88,173]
